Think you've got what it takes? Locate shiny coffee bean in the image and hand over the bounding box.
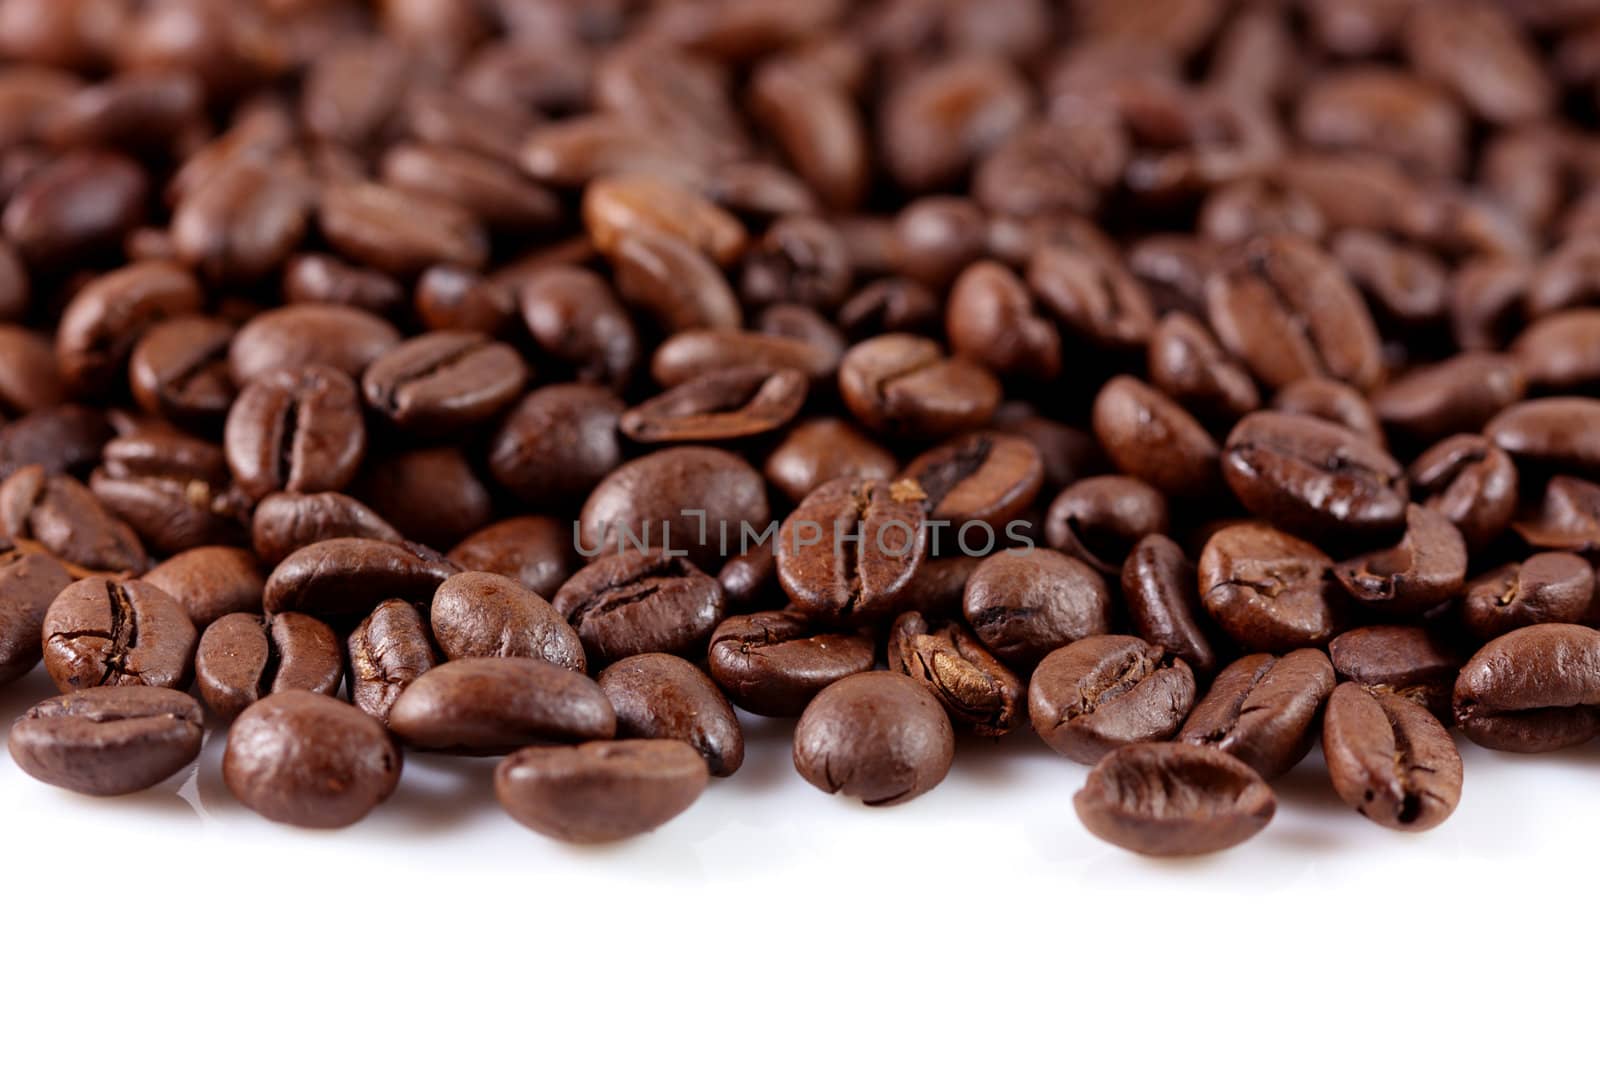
[0,465,146,573]
[899,431,1043,529]
[9,686,203,795]
[318,180,488,277]
[223,364,366,501]
[1373,353,1525,443]
[414,265,513,334]
[1180,649,1334,780]
[1486,398,1600,478]
[1323,683,1462,832]
[346,599,437,726]
[262,538,460,618]
[553,549,725,664]
[228,304,400,384]
[126,316,236,429]
[41,576,196,692]
[597,654,744,777]
[1027,241,1156,349]
[1272,378,1385,447]
[1029,635,1195,765]
[651,328,838,388]
[619,366,807,444]
[1461,553,1597,641]
[888,611,1025,736]
[776,477,928,625]
[1328,625,1460,722]
[194,612,343,720]
[707,610,876,718]
[446,516,573,601]
[430,571,585,672]
[284,254,406,316]
[362,331,527,435]
[56,260,202,395]
[1199,522,1338,651]
[1454,623,1600,753]
[1146,311,1259,427]
[764,418,897,505]
[793,672,955,806]
[963,548,1112,667]
[142,545,264,629]
[1121,534,1216,678]
[1333,504,1468,615]
[353,446,493,550]
[518,266,639,389]
[0,540,69,684]
[1092,375,1220,498]
[946,260,1061,379]
[250,491,403,567]
[490,383,624,506]
[1074,742,1276,857]
[496,739,708,843]
[1514,476,1600,555]
[838,334,1001,440]
[388,657,616,753]
[1045,475,1169,575]
[1408,434,1519,553]
[0,404,111,481]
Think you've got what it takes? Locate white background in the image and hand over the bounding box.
[2,662,1593,1062]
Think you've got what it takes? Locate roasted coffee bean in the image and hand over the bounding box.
[1222,411,1407,541]
[127,316,236,428]
[0,326,60,414]
[88,428,242,557]
[837,277,941,339]
[1180,649,1334,780]
[963,548,1112,667]
[283,254,406,316]
[583,172,746,265]
[2,150,146,265]
[1486,398,1600,478]
[1122,534,1216,678]
[611,229,740,332]
[973,118,1125,220]
[388,657,616,753]
[1128,235,1222,320]
[0,465,146,573]
[346,599,437,726]
[899,431,1042,530]
[1199,522,1338,651]
[1146,311,1259,427]
[1206,234,1383,391]
[619,366,807,443]
[1455,623,1600,752]
[171,161,309,285]
[1328,229,1450,324]
[56,260,202,394]
[41,576,196,692]
[1514,309,1600,393]
[1272,378,1385,448]
[430,571,585,672]
[717,539,778,608]
[361,332,527,435]
[880,55,1029,192]
[946,260,1061,379]
[446,516,572,601]
[1328,626,1460,722]
[1461,553,1597,641]
[319,180,488,277]
[747,59,867,212]
[9,686,203,796]
[356,447,494,551]
[1073,742,1276,857]
[1044,475,1169,576]
[1029,635,1195,765]
[228,304,400,384]
[1514,475,1600,554]
[888,611,1024,736]
[1333,504,1467,614]
[990,405,1103,492]
[1092,375,1220,498]
[223,363,366,501]
[1406,1,1552,125]
[553,550,724,665]
[414,265,513,334]
[519,115,705,191]
[1323,682,1463,832]
[194,612,343,720]
[0,403,110,481]
[1200,177,1326,245]
[888,196,988,291]
[776,477,927,625]
[764,418,897,505]
[740,215,853,311]
[1373,352,1525,443]
[518,267,638,389]
[793,672,954,806]
[1452,256,1531,352]
[262,538,460,618]
[224,691,402,829]
[490,384,624,506]
[142,546,264,629]
[838,335,1001,440]
[0,539,69,685]
[1409,434,1519,553]
[1027,242,1156,349]
[250,491,403,567]
[381,141,562,234]
[496,739,708,843]
[651,328,837,387]
[597,654,744,776]
[707,610,876,718]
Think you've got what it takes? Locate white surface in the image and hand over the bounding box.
[2,662,1594,1061]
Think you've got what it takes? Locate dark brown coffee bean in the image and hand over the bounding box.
[0,403,110,481]
[1373,352,1525,443]
[880,55,1030,192]
[1272,378,1386,447]
[414,265,513,335]
[223,363,366,501]
[490,383,624,506]
[717,537,778,608]
[583,172,746,266]
[1410,434,1520,553]
[1127,235,1222,320]
[553,549,725,665]
[1122,534,1216,678]
[1296,68,1464,177]
[747,59,867,212]
[1044,475,1169,575]
[283,254,406,316]
[1513,309,1600,393]
[1199,522,1338,651]
[1328,625,1460,722]
[838,335,1000,440]
[1073,742,1276,857]
[142,546,264,629]
[362,331,527,435]
[973,118,1126,221]
[1029,635,1195,765]
[888,611,1024,736]
[1092,375,1220,498]
[381,141,562,234]
[0,326,60,414]
[900,430,1044,531]
[496,738,707,843]
[1180,649,1334,780]
[228,304,400,384]
[707,609,876,718]
[354,446,494,550]
[56,260,202,395]
[88,428,245,557]
[793,672,954,806]
[42,576,196,692]
[430,571,585,672]
[776,477,927,625]
[1027,242,1156,349]
[610,229,740,332]
[651,328,838,388]
[9,686,203,796]
[619,366,807,444]
[250,491,402,568]
[597,653,744,776]
[1222,411,1408,541]
[945,260,1061,379]
[1323,682,1462,832]
[1405,1,1552,125]
[837,277,941,340]
[3,150,146,265]
[1486,398,1600,478]
[446,516,572,601]
[224,691,401,829]
[346,598,437,726]
[518,266,638,389]
[1146,311,1259,426]
[0,465,146,573]
[262,537,460,618]
[962,548,1112,667]
[1206,234,1383,392]
[887,196,988,292]
[519,115,706,190]
[171,161,309,285]
[0,540,69,685]
[1514,475,1600,554]
[319,180,489,277]
[764,418,897,505]
[594,40,748,164]
[739,215,853,311]
[194,612,343,721]
[127,316,235,428]
[1199,177,1326,245]
[1454,623,1600,752]
[704,161,821,221]
[389,657,616,753]
[1334,504,1468,614]
[1461,553,1597,641]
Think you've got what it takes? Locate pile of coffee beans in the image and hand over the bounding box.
[6,0,1600,857]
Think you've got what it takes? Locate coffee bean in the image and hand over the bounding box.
[946,260,1061,379]
[1333,503,1467,614]
[1406,1,1551,125]
[446,516,573,601]
[1027,241,1156,349]
[963,548,1111,666]
[1199,522,1338,651]
[9,686,203,795]
[389,657,616,753]
[707,609,876,718]
[224,691,401,829]
[414,265,513,334]
[1409,434,1519,553]
[227,304,400,384]
[142,545,264,629]
[1146,311,1259,427]
[0,539,69,685]
[1092,374,1220,498]
[250,491,403,566]
[597,653,744,776]
[1179,649,1334,780]
[610,229,739,332]
[748,60,867,212]
[381,141,562,234]
[0,404,110,481]
[319,180,488,277]
[888,611,1024,736]
[262,537,460,618]
[1272,377,1385,447]
[1513,475,1600,554]
[1323,682,1462,832]
[652,328,838,389]
[0,326,61,415]
[42,576,196,692]
[776,477,928,624]
[1462,553,1597,641]
[56,260,202,394]
[194,612,343,720]
[1514,309,1600,393]
[1201,177,1326,245]
[1327,623,1459,723]
[346,598,437,725]
[619,366,807,444]
[517,267,638,389]
[1045,475,1169,575]
[362,331,527,435]
[355,446,494,551]
[88,427,244,557]
[1373,352,1526,443]
[764,417,898,505]
[490,383,624,506]
[284,254,406,316]
[430,570,585,671]
[1454,623,1600,752]
[900,431,1043,529]
[838,334,1001,440]
[580,446,768,571]
[0,465,146,573]
[171,160,308,285]
[739,215,853,311]
[553,549,725,664]
[880,55,1029,192]
[2,150,147,265]
[496,738,708,843]
[1073,742,1276,856]
[223,363,366,501]
[1486,397,1600,478]
[793,672,954,806]
[1121,534,1216,678]
[583,172,746,265]
[838,277,940,339]
[1028,635,1195,764]
[717,538,778,607]
[974,117,1125,220]
[127,316,236,429]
